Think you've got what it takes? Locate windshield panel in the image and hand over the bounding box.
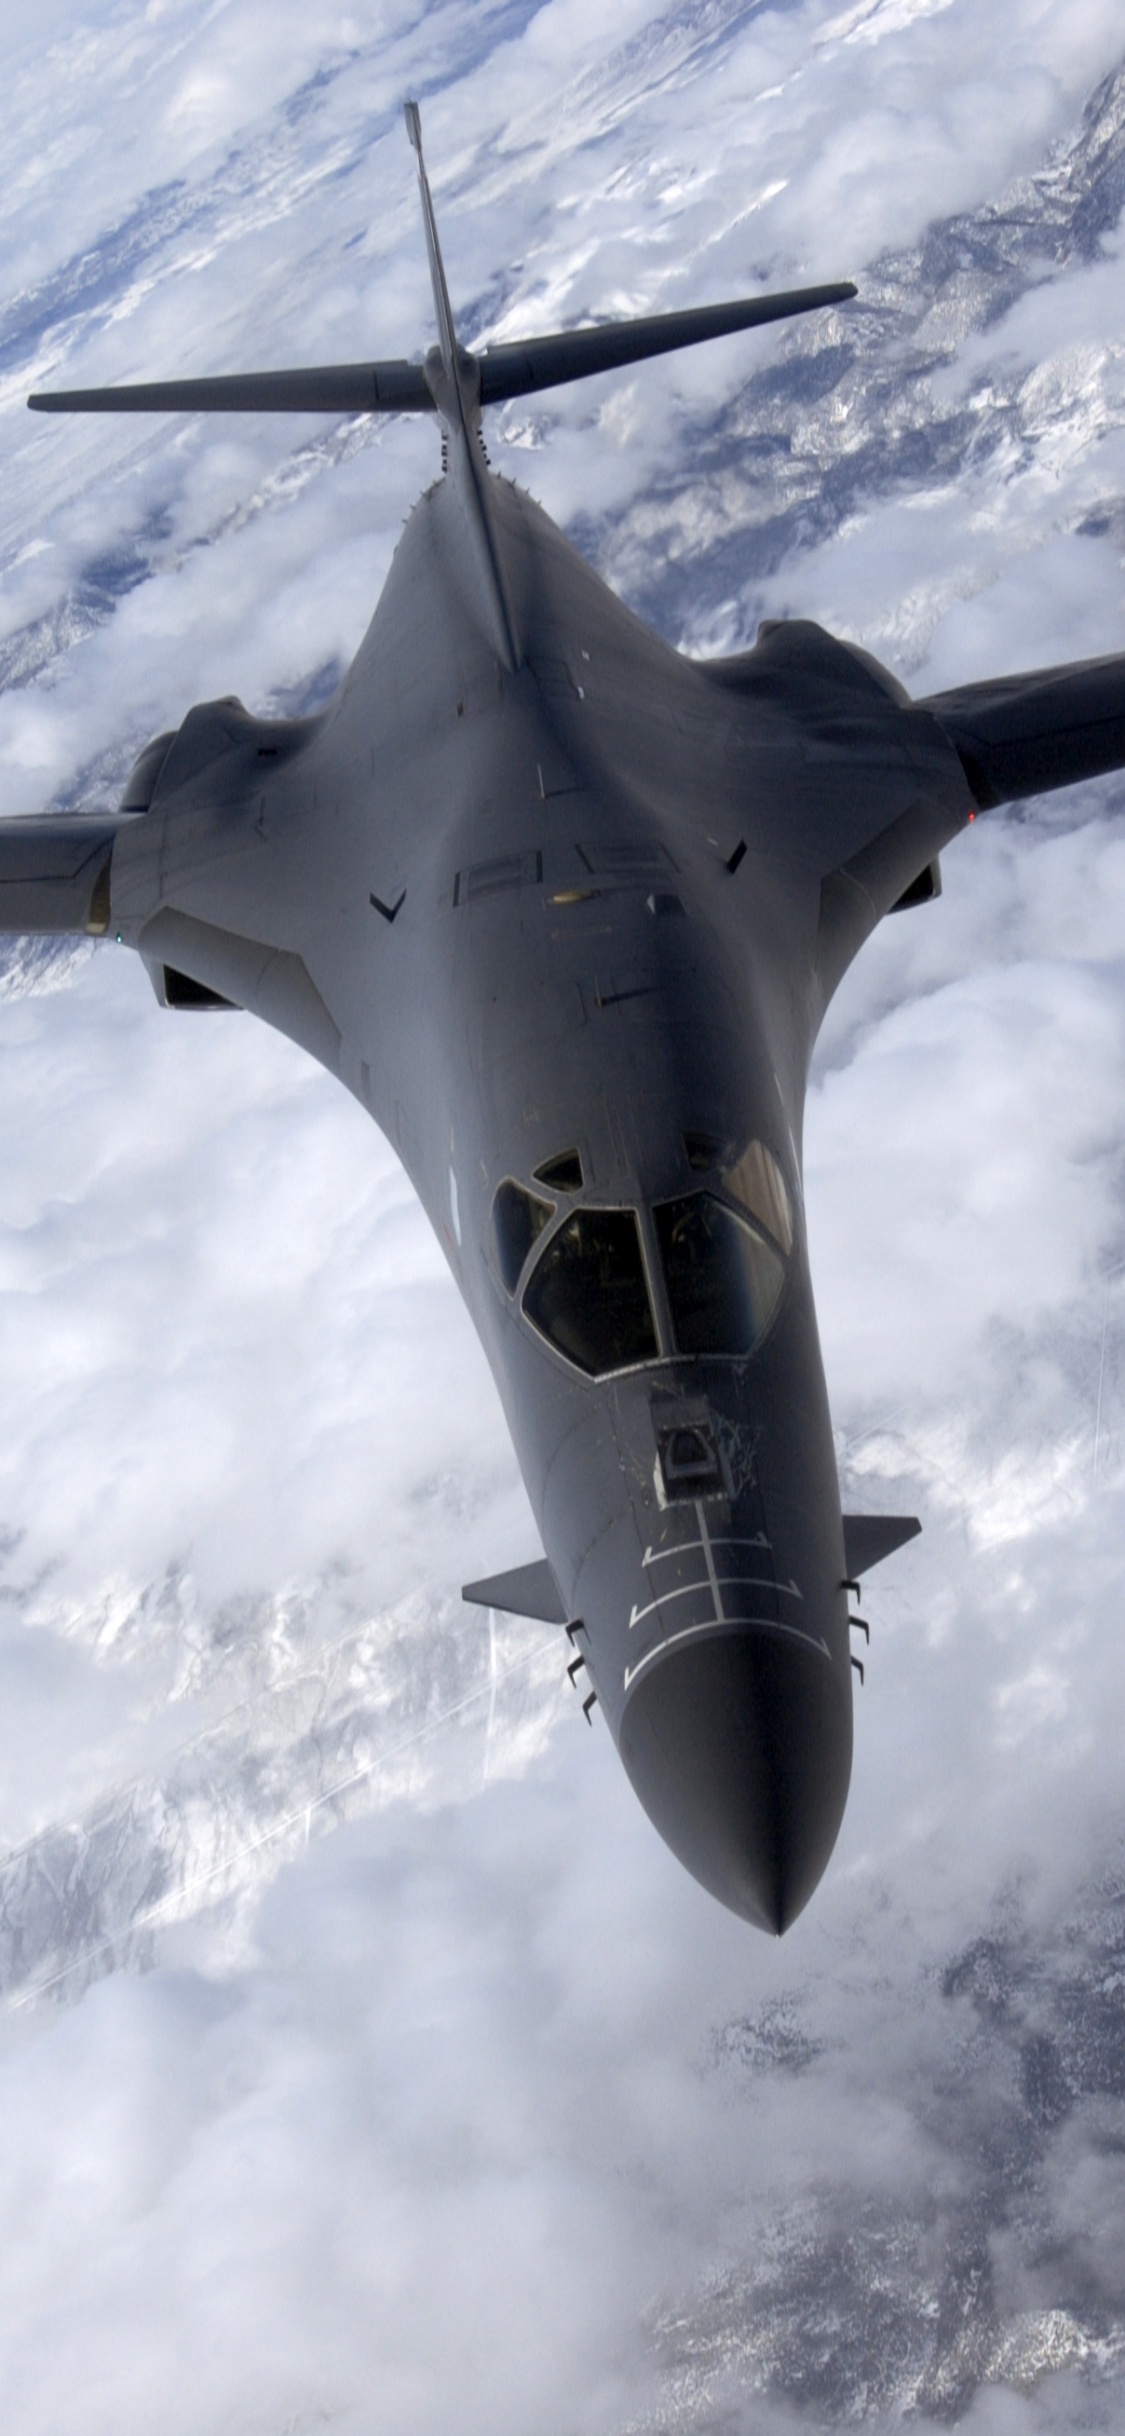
[523,1209,658,1375]
[723,1141,793,1255]
[533,1149,583,1192]
[493,1180,554,1293]
[655,1192,785,1356]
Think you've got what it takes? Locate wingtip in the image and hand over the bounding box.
[403,99,422,154]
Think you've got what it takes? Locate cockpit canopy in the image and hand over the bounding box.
[523,1208,659,1375]
[495,1140,793,1379]
[653,1192,784,1357]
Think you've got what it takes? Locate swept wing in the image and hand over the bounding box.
[922,652,1125,808]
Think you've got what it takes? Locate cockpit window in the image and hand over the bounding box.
[493,1180,554,1293]
[654,1192,785,1356]
[683,1130,722,1173]
[533,1149,584,1192]
[723,1140,793,1256]
[523,1209,658,1375]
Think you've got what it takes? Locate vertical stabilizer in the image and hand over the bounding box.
[403,100,520,671]
[404,101,459,382]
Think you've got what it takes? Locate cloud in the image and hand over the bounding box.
[0,1747,755,2436]
[809,808,1125,1406]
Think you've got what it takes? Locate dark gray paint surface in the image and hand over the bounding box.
[7,109,1125,1934]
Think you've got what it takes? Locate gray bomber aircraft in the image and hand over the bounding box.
[7,108,1125,1933]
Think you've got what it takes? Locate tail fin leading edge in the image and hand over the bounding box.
[403,100,460,381]
[402,102,521,669]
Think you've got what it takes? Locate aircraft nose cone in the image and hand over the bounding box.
[618,1628,852,1933]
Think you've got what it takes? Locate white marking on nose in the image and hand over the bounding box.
[629,1575,789,1629]
[641,1534,771,1568]
[697,1503,724,1624]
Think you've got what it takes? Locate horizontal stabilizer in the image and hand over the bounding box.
[28,362,433,416]
[842,1514,921,1576]
[477,285,857,405]
[0,817,123,934]
[462,1559,569,1625]
[922,652,1125,808]
[28,288,856,421]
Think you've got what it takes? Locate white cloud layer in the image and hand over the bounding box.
[1,1,1125,2430]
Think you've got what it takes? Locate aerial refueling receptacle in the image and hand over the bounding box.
[9,109,1125,1930]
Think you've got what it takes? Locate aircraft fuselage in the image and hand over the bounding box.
[105,469,972,1929]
